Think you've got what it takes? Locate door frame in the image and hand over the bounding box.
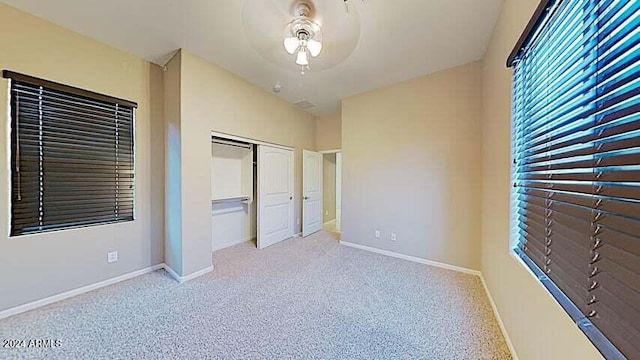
[319,150,342,231]
[211,131,294,152]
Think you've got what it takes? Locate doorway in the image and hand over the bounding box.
[321,151,341,237]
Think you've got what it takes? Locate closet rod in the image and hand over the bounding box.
[211,136,252,150]
[212,196,250,204]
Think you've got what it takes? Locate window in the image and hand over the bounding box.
[4,71,137,236]
[509,0,638,358]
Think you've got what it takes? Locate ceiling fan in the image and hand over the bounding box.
[242,0,362,75]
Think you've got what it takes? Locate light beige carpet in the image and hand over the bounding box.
[322,220,341,240]
[0,231,511,359]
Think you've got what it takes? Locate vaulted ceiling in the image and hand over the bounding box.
[0,0,503,115]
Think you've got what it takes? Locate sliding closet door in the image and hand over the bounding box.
[257,145,294,249]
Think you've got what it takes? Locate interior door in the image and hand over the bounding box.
[257,145,294,249]
[302,150,323,237]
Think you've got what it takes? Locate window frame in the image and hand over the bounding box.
[508,0,638,359]
[4,71,138,237]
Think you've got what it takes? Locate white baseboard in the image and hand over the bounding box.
[178,265,214,282]
[339,240,517,359]
[162,264,181,282]
[339,241,481,276]
[0,264,164,320]
[213,237,255,252]
[480,275,519,360]
[163,264,214,283]
[0,241,516,360]
[0,262,217,320]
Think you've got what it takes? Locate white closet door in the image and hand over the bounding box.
[302,150,323,237]
[257,145,294,249]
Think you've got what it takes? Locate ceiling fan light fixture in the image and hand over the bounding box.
[307,39,322,57]
[295,48,309,66]
[283,1,322,74]
[284,36,299,54]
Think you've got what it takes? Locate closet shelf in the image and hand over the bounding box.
[212,196,251,204]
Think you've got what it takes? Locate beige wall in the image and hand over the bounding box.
[163,52,182,274]
[173,50,316,275]
[480,0,602,359]
[316,112,342,151]
[323,154,337,223]
[0,3,164,311]
[150,57,166,276]
[342,61,483,270]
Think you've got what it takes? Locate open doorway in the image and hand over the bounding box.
[321,151,342,238]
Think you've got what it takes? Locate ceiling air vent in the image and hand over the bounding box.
[294,100,315,109]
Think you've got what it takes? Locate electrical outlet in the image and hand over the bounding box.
[296,218,301,225]
[325,210,329,216]
[391,233,397,242]
[375,230,381,239]
[107,251,118,263]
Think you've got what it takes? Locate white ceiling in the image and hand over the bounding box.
[1,0,503,116]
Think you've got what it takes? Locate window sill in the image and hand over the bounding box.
[510,247,625,360]
[8,218,135,239]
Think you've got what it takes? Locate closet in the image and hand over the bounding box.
[211,137,256,251]
[210,134,295,251]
